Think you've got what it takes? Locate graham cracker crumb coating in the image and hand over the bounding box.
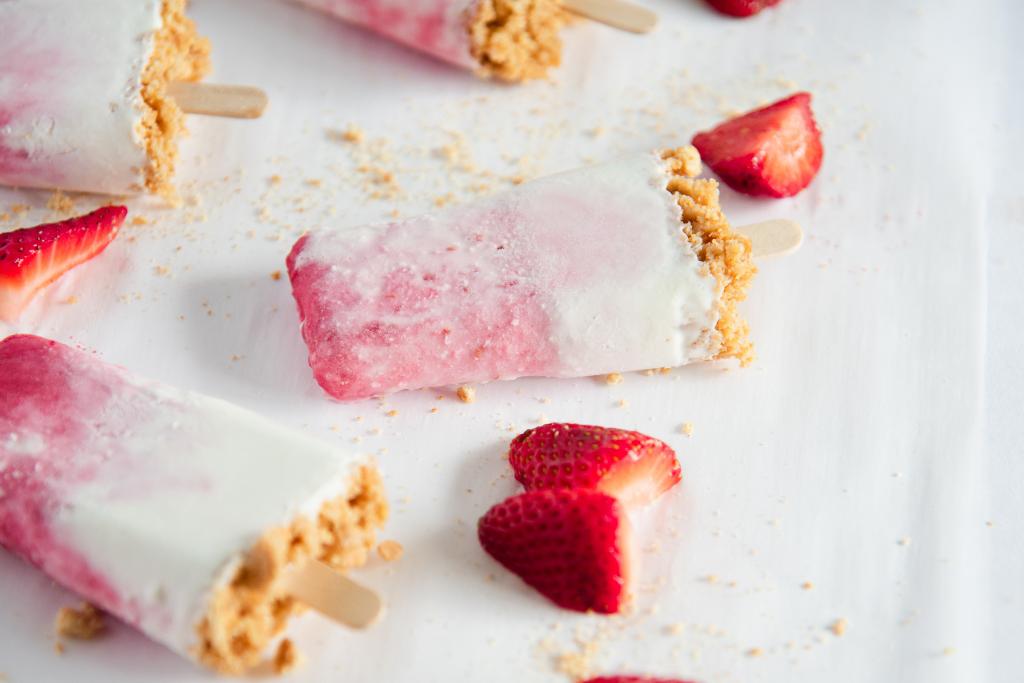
[662,147,757,365]
[468,0,564,82]
[194,465,388,674]
[140,0,211,201]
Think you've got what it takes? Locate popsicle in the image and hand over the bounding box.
[0,334,388,673]
[286,146,758,401]
[0,0,239,199]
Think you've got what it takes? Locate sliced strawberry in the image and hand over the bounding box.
[692,92,823,198]
[508,423,681,507]
[478,489,631,614]
[0,206,127,321]
[705,0,782,17]
[584,677,697,683]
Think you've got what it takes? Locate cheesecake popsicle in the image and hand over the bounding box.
[0,0,210,198]
[287,147,756,401]
[292,0,564,81]
[0,334,388,673]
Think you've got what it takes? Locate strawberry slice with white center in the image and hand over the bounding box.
[0,206,127,321]
[692,92,823,198]
[478,489,631,614]
[508,423,681,507]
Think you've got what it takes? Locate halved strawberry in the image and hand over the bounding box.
[508,423,681,507]
[478,489,631,614]
[705,0,782,17]
[692,92,823,198]
[0,206,126,321]
[584,677,697,683]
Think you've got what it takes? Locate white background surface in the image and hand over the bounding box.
[0,0,1020,681]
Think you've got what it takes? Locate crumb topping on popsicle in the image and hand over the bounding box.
[139,0,211,201]
[468,0,564,81]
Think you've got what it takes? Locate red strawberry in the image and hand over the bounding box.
[692,92,823,198]
[705,0,782,17]
[0,206,127,321]
[584,677,697,683]
[508,423,681,507]
[478,489,631,613]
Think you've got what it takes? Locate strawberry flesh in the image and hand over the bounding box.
[692,92,823,198]
[478,489,631,614]
[705,0,782,17]
[508,423,681,507]
[0,206,126,321]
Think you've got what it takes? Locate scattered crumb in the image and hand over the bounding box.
[130,215,149,226]
[681,422,694,437]
[430,407,440,414]
[341,126,364,144]
[54,641,65,655]
[55,603,105,639]
[270,270,282,281]
[666,623,686,636]
[747,647,764,657]
[942,646,957,656]
[830,618,848,636]
[385,409,399,417]
[61,295,79,305]
[153,265,171,277]
[604,372,623,385]
[268,174,283,186]
[457,385,476,403]
[273,638,302,675]
[46,190,75,214]
[617,399,629,408]
[377,540,404,562]
[705,574,719,584]
[801,581,815,590]
[9,203,30,215]
[898,537,912,547]
[305,178,323,188]
[554,641,599,680]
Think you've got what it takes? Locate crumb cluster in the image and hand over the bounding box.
[662,147,757,365]
[468,0,564,82]
[195,466,387,674]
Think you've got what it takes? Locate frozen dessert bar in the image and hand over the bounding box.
[0,334,388,673]
[0,0,210,198]
[287,147,756,401]
[293,0,564,81]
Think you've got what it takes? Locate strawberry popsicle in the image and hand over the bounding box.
[0,0,210,198]
[292,0,564,81]
[0,335,388,673]
[287,147,757,401]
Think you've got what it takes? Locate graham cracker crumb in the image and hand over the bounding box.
[54,641,65,655]
[830,618,848,636]
[341,126,364,144]
[377,540,404,562]
[273,638,302,675]
[662,147,756,365]
[468,0,564,82]
[748,647,764,657]
[55,603,105,639]
[681,422,694,437]
[46,191,75,215]
[271,270,282,281]
[131,215,149,226]
[802,581,815,590]
[194,465,387,674]
[139,0,211,201]
[605,372,624,385]
[457,385,477,403]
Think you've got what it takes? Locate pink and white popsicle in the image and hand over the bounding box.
[0,334,387,673]
[0,0,209,197]
[292,0,564,81]
[287,147,756,401]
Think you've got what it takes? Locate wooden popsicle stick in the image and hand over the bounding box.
[282,560,383,629]
[167,82,268,119]
[736,219,804,258]
[562,0,658,34]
